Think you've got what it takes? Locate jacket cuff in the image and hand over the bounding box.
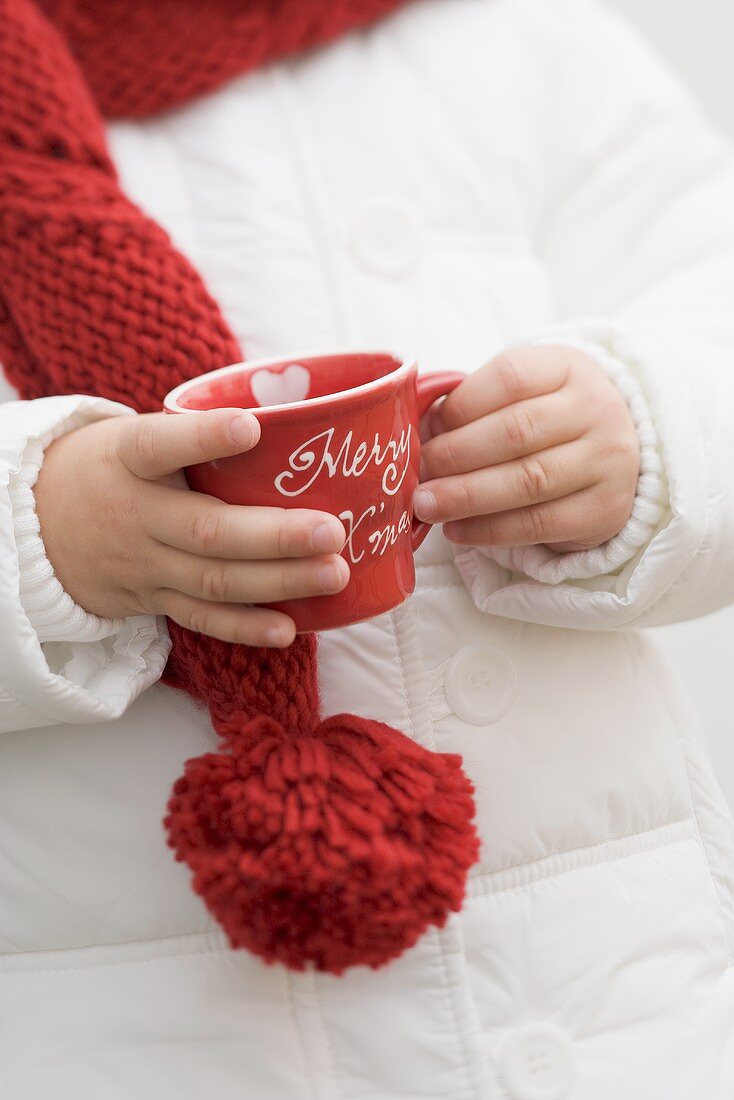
[454,333,669,585]
[9,399,133,643]
[0,395,171,732]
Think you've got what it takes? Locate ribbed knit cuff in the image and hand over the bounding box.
[10,413,131,644]
[463,337,668,584]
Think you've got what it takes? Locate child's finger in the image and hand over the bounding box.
[413,440,598,524]
[421,389,586,480]
[118,408,261,479]
[152,591,298,647]
[151,547,349,605]
[435,345,573,433]
[441,487,611,548]
[144,490,346,559]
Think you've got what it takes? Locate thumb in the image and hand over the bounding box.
[119,409,261,480]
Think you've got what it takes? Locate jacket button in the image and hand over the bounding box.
[496,1023,576,1100]
[347,199,422,278]
[443,642,518,725]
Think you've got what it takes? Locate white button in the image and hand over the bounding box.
[347,199,422,278]
[496,1023,576,1100]
[443,642,518,725]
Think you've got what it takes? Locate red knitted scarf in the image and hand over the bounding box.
[0,0,479,973]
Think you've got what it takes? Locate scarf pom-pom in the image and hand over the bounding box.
[164,713,480,973]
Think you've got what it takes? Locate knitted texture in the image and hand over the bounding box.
[0,0,480,973]
[36,0,416,119]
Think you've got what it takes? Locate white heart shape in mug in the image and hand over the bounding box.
[250,363,311,407]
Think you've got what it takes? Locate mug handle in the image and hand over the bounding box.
[411,371,465,551]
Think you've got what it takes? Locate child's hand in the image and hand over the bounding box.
[415,344,640,552]
[34,409,348,646]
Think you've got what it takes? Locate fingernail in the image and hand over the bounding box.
[317,560,347,593]
[444,521,463,542]
[265,626,289,647]
[312,521,340,553]
[413,488,436,521]
[229,413,259,447]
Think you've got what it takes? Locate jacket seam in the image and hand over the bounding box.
[468,817,697,897]
[282,972,323,1100]
[0,939,229,976]
[433,926,486,1100]
[469,829,701,901]
[640,638,734,966]
[389,611,417,743]
[388,599,438,750]
[287,970,341,1100]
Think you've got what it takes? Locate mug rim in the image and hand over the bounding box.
[163,346,416,416]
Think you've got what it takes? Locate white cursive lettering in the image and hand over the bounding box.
[339,506,412,564]
[339,506,378,565]
[274,426,412,498]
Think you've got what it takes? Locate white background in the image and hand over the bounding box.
[608,0,734,805]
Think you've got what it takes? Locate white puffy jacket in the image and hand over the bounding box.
[2,1,734,1097]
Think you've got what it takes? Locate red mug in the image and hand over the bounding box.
[164,350,462,632]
